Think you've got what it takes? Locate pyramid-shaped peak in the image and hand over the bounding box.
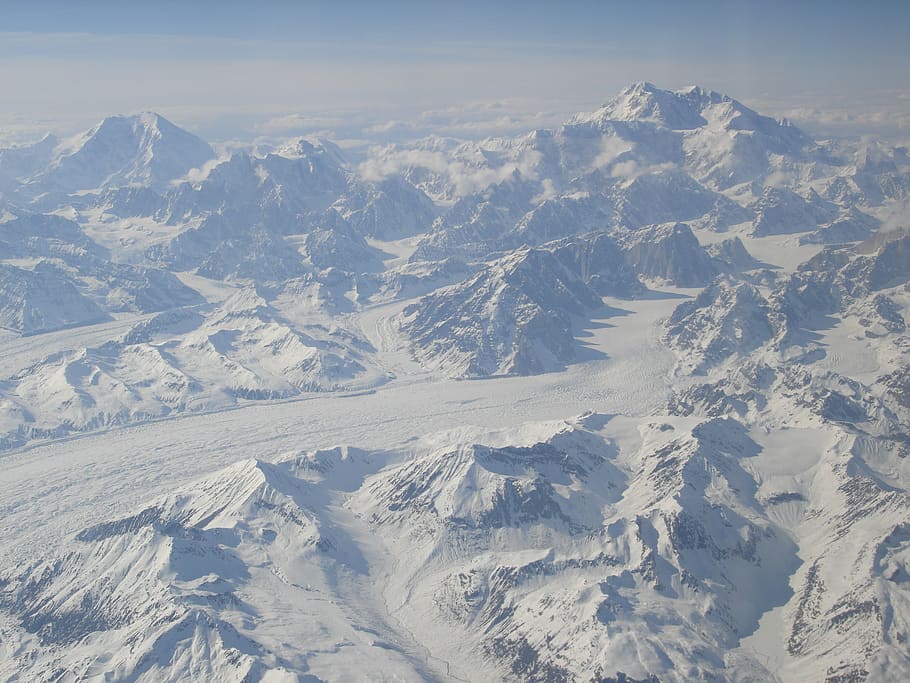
[274,136,347,166]
[44,111,215,191]
[624,80,660,94]
[88,111,205,145]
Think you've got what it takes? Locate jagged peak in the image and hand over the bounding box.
[572,82,807,144]
[274,136,347,165]
[622,80,660,94]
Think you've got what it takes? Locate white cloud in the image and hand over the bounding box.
[611,160,677,182]
[359,145,543,197]
[610,159,641,178]
[589,135,633,171]
[358,149,452,182]
[177,155,231,185]
[531,178,557,204]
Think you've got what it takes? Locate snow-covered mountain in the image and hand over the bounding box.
[0,451,432,681]
[333,174,438,240]
[398,246,603,377]
[350,414,800,681]
[8,403,905,681]
[1,83,909,682]
[0,262,110,334]
[0,288,385,449]
[23,113,215,195]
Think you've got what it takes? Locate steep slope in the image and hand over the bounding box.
[0,212,109,261]
[751,187,839,236]
[0,454,430,682]
[162,139,348,228]
[616,222,719,287]
[0,262,110,334]
[399,246,602,377]
[333,174,438,240]
[349,414,799,682]
[664,279,777,374]
[34,112,215,192]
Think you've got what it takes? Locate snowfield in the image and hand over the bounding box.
[1,83,909,682]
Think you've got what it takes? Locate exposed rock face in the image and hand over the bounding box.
[665,279,776,373]
[333,175,438,240]
[706,236,764,272]
[399,247,601,377]
[551,231,643,297]
[0,262,110,334]
[617,222,719,287]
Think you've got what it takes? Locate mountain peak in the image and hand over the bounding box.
[90,111,206,147]
[569,82,810,152]
[275,136,348,167]
[624,80,660,94]
[43,111,215,191]
[136,110,166,126]
[606,82,741,129]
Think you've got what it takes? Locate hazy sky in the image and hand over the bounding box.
[2,0,909,144]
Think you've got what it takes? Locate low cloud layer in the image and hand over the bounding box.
[358,146,544,198]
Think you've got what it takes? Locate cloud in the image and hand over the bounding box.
[781,106,910,132]
[365,120,417,136]
[531,178,557,204]
[358,103,570,145]
[359,149,451,181]
[752,88,910,140]
[589,135,632,171]
[177,155,231,185]
[610,160,677,182]
[358,145,543,197]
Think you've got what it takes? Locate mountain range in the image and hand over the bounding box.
[1,83,909,682]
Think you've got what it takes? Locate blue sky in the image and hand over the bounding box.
[1,1,908,143]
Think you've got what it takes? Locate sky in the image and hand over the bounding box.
[1,0,909,145]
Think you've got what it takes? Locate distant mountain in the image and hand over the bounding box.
[0,134,58,191]
[34,112,215,193]
[0,262,110,334]
[580,82,810,147]
[333,174,438,240]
